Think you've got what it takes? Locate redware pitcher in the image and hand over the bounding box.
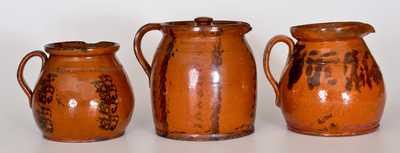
[263,22,385,136]
[134,17,256,141]
[17,41,134,142]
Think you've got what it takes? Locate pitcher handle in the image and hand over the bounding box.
[17,51,48,107]
[133,23,162,79]
[263,35,294,107]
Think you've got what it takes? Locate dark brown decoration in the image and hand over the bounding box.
[263,22,385,136]
[92,74,120,131]
[37,73,57,104]
[17,41,134,142]
[134,17,256,141]
[36,106,54,133]
[35,73,57,133]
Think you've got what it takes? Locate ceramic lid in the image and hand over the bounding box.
[161,17,252,36]
[45,41,119,56]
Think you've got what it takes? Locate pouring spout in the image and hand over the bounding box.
[359,23,375,37]
[242,24,252,35]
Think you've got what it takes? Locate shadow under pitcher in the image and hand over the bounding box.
[134,17,257,141]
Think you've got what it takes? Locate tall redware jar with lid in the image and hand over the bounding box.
[17,41,134,142]
[134,17,256,141]
[263,22,385,136]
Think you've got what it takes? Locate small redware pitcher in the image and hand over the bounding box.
[263,22,385,136]
[17,41,134,142]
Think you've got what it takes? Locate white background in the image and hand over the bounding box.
[1,0,399,153]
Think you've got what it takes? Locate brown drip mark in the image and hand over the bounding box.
[92,74,119,131]
[36,106,54,133]
[36,73,57,133]
[344,49,383,92]
[249,97,256,120]
[317,113,333,124]
[249,49,257,121]
[288,43,306,89]
[330,123,337,129]
[305,50,339,90]
[194,74,204,129]
[316,113,338,132]
[157,34,176,136]
[55,95,66,107]
[37,73,57,104]
[210,38,223,134]
[250,69,257,120]
[234,124,251,131]
[324,66,337,85]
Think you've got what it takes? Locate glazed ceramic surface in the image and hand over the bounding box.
[134,17,256,141]
[17,41,134,142]
[263,22,385,136]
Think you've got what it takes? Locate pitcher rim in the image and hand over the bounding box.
[290,21,375,41]
[45,41,119,56]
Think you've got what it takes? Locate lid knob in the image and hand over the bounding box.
[194,17,214,26]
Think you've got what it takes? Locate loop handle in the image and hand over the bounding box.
[263,35,294,107]
[133,23,162,79]
[17,51,48,107]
